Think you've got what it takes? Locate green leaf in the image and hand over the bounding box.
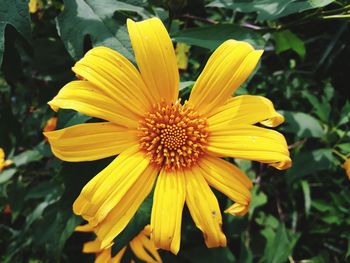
[182,246,235,263]
[279,111,324,138]
[346,237,350,258]
[207,0,333,21]
[339,101,350,126]
[302,91,331,122]
[301,180,311,217]
[111,192,153,254]
[0,168,16,184]
[336,143,350,152]
[312,199,333,212]
[56,0,150,60]
[322,215,340,224]
[255,213,279,229]
[249,186,267,219]
[0,23,5,66]
[237,241,253,263]
[58,111,91,128]
[287,148,334,178]
[33,203,82,260]
[12,149,43,167]
[173,24,265,50]
[25,181,63,200]
[274,30,306,59]
[262,223,300,263]
[26,201,51,227]
[179,81,195,90]
[0,0,31,65]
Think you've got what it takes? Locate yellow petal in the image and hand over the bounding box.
[72,46,153,116]
[151,168,185,254]
[143,225,151,235]
[3,160,13,168]
[0,148,4,160]
[130,232,162,263]
[73,146,150,227]
[199,156,252,206]
[189,40,263,116]
[208,95,284,129]
[95,247,113,263]
[94,164,158,248]
[343,158,350,180]
[75,223,94,232]
[49,80,140,128]
[28,0,42,13]
[207,124,291,170]
[113,246,127,263]
[185,166,227,248]
[225,202,249,216]
[44,122,137,162]
[83,240,103,253]
[0,148,4,172]
[127,18,179,103]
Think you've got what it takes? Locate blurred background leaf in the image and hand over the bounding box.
[56,0,151,61]
[0,0,31,65]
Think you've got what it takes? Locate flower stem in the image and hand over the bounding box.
[332,149,347,161]
[322,14,350,20]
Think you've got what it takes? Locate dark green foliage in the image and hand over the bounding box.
[0,0,31,65]
[0,0,350,262]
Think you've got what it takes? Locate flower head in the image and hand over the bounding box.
[0,148,13,172]
[77,224,162,263]
[45,17,291,254]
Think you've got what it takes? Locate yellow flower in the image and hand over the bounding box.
[0,148,5,172]
[343,158,350,179]
[43,117,58,133]
[0,148,13,172]
[44,17,291,254]
[28,0,43,13]
[76,224,162,263]
[175,43,190,70]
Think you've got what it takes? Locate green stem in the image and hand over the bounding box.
[322,14,350,19]
[334,0,345,7]
[276,10,320,30]
[332,149,347,161]
[321,4,350,15]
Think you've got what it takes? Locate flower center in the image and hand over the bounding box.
[138,101,209,171]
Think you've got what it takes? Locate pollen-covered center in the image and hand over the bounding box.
[139,101,209,171]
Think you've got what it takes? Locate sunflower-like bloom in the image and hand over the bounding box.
[77,224,162,263]
[0,148,13,172]
[343,158,350,179]
[28,0,42,13]
[45,17,291,254]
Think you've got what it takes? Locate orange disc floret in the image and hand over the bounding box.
[139,100,208,171]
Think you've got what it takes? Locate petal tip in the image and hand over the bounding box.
[271,158,292,170]
[126,18,136,28]
[48,100,59,112]
[42,131,48,137]
[224,202,249,216]
[169,238,181,255]
[252,49,264,60]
